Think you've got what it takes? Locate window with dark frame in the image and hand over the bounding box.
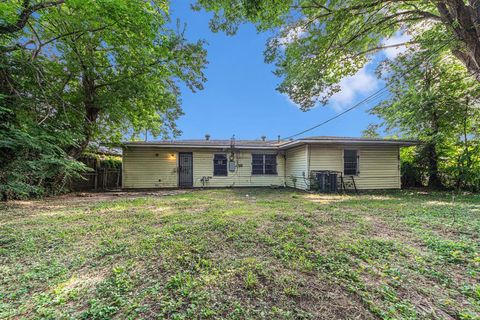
[213,154,228,176]
[252,154,277,175]
[344,150,358,175]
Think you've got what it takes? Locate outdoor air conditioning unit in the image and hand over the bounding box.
[313,171,339,193]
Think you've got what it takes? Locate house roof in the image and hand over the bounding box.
[123,139,280,149]
[278,136,419,149]
[123,136,419,150]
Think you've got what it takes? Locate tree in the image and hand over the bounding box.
[5,0,206,156]
[371,50,480,189]
[195,0,480,110]
[362,124,381,138]
[0,1,207,198]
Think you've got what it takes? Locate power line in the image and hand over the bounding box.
[282,40,454,140]
[284,86,390,139]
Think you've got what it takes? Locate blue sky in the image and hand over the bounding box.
[169,2,403,140]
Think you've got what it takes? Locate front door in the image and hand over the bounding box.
[178,152,193,187]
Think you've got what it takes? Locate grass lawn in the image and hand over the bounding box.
[0,189,479,319]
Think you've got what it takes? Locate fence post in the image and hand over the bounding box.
[103,168,107,190]
[94,158,99,191]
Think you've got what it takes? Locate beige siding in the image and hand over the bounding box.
[285,145,308,190]
[123,147,178,188]
[193,150,285,187]
[355,146,401,189]
[308,145,401,190]
[123,144,401,190]
[122,147,285,188]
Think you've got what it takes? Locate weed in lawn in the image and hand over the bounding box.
[0,189,478,319]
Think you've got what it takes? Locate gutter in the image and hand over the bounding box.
[122,139,420,151]
[122,144,280,150]
[278,139,419,149]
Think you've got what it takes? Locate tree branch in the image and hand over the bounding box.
[353,40,418,57]
[0,0,65,35]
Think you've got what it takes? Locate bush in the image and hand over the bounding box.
[0,111,87,200]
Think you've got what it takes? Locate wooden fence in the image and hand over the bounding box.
[70,157,122,191]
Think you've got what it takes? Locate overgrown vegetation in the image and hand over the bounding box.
[371,51,480,191]
[1,189,478,319]
[0,1,206,200]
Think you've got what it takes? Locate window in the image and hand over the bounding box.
[252,154,277,175]
[344,150,358,175]
[213,154,227,176]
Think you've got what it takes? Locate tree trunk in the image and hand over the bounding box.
[67,72,99,159]
[426,141,443,189]
[456,98,473,190]
[0,60,18,201]
[422,68,443,190]
[437,1,480,80]
[427,107,443,189]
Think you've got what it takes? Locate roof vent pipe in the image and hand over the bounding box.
[261,135,266,141]
[205,134,210,141]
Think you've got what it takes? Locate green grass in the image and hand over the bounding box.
[0,189,479,319]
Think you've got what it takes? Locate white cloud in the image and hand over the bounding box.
[329,64,380,111]
[280,64,380,112]
[327,32,412,111]
[277,25,307,47]
[382,33,412,59]
[280,33,413,113]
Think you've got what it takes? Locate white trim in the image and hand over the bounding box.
[279,139,418,149]
[123,139,419,151]
[306,144,310,180]
[123,144,278,150]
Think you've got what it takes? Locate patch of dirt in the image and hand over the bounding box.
[215,259,376,319]
[3,190,190,211]
[303,193,351,204]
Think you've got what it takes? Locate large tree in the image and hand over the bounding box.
[196,0,480,110]
[372,50,480,189]
[0,0,207,198]
[3,0,207,155]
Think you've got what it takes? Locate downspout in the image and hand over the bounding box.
[306,144,311,190]
[121,146,126,189]
[397,146,401,189]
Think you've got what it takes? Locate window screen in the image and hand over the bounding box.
[252,154,264,175]
[213,154,228,176]
[264,154,277,174]
[344,150,358,175]
[252,154,277,175]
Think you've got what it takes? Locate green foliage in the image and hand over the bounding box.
[361,124,381,138]
[400,147,423,188]
[244,270,259,290]
[372,52,480,190]
[0,107,87,200]
[1,0,207,199]
[81,152,122,169]
[195,0,476,110]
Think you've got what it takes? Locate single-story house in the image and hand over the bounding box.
[122,136,417,191]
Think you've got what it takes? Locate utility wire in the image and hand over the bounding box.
[284,86,390,140]
[282,40,455,140]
